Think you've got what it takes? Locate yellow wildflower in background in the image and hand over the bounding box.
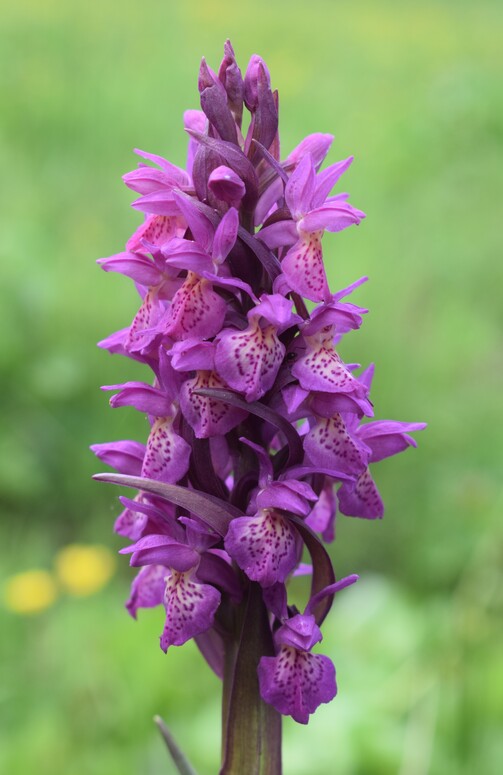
[3,570,58,614]
[54,544,116,596]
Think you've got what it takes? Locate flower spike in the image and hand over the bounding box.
[93,40,426,771]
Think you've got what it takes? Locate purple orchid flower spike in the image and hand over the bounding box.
[93,40,426,775]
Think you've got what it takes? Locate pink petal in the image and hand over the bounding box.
[284,154,316,218]
[126,564,166,618]
[214,320,285,402]
[141,416,191,483]
[180,371,248,438]
[212,207,239,263]
[258,647,336,724]
[305,483,337,542]
[125,289,165,353]
[292,339,362,394]
[311,156,354,208]
[162,273,226,341]
[304,415,370,477]
[299,202,365,234]
[281,234,330,302]
[337,468,384,519]
[285,133,334,170]
[160,570,221,650]
[127,214,184,252]
[224,509,301,587]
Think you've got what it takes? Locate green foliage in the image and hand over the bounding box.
[1,1,502,772]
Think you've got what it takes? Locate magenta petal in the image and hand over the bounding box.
[275,613,322,651]
[134,149,190,184]
[122,534,200,571]
[160,570,221,650]
[311,156,354,208]
[105,382,172,417]
[254,180,282,227]
[90,440,145,475]
[310,389,374,419]
[212,206,239,262]
[304,415,370,477]
[141,417,191,483]
[126,564,166,618]
[215,321,284,402]
[256,481,316,516]
[162,273,226,341]
[284,154,316,218]
[299,202,365,234]
[357,420,427,462]
[292,341,362,394]
[97,252,162,287]
[180,371,248,438]
[162,238,214,274]
[169,339,215,372]
[281,235,330,302]
[224,510,301,587]
[251,294,300,332]
[286,133,333,169]
[114,501,148,540]
[257,220,298,249]
[173,191,214,252]
[184,109,207,175]
[126,290,165,353]
[123,166,173,195]
[132,190,182,217]
[338,468,384,519]
[258,647,336,724]
[305,483,337,542]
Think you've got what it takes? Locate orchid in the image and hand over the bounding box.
[93,40,425,774]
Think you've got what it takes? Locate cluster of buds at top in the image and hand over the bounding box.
[93,41,425,726]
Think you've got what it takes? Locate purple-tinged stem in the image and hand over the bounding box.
[220,583,282,774]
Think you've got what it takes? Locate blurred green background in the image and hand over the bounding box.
[1,1,502,773]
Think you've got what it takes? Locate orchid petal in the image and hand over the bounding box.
[299,202,365,234]
[285,154,316,218]
[304,415,370,477]
[162,273,226,341]
[224,509,301,587]
[215,320,285,402]
[126,564,166,618]
[212,206,239,263]
[180,371,248,438]
[160,570,221,651]
[258,648,336,724]
[141,417,191,484]
[338,468,384,519]
[281,234,330,302]
[90,440,145,476]
[311,156,354,208]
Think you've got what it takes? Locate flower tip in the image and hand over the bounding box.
[224,39,235,57]
[198,57,213,91]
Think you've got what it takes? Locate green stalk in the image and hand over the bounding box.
[220,583,282,775]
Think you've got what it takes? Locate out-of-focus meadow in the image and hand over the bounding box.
[1,1,502,773]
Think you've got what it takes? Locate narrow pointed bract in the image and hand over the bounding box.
[93,40,426,771]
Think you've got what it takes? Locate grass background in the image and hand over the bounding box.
[0,1,502,773]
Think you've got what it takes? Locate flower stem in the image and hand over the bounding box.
[220,583,282,774]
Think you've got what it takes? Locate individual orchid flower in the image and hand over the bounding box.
[260,154,365,301]
[214,293,300,402]
[258,575,358,723]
